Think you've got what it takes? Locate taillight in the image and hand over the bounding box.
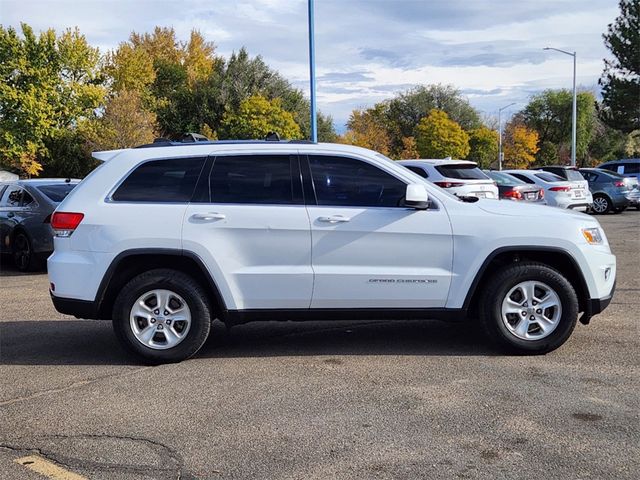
[51,212,84,237]
[549,186,571,192]
[434,181,465,188]
[504,188,523,200]
[614,181,625,187]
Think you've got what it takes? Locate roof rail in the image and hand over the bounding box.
[134,135,315,149]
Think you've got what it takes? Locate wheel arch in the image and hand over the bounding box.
[463,246,590,318]
[95,249,227,321]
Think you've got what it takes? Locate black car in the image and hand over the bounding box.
[484,170,545,202]
[0,179,79,271]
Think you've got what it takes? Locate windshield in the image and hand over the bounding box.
[36,183,77,202]
[486,171,525,186]
[436,164,488,180]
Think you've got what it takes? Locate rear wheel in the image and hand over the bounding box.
[12,232,39,272]
[591,194,611,214]
[112,269,212,364]
[479,262,578,354]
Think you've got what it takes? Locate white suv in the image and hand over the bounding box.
[49,141,616,363]
[398,159,499,199]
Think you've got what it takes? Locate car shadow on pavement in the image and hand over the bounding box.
[0,257,47,277]
[0,318,497,366]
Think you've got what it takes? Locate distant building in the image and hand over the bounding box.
[0,170,19,181]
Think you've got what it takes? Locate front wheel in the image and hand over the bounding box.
[112,269,212,364]
[479,262,578,354]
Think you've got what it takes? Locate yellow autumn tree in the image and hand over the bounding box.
[338,108,391,156]
[415,109,470,159]
[397,136,420,159]
[221,95,301,140]
[503,122,540,169]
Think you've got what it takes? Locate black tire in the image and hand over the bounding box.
[591,194,611,214]
[12,231,39,272]
[479,262,579,354]
[112,269,212,364]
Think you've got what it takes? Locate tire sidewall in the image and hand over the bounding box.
[483,264,578,353]
[592,194,610,214]
[113,270,211,364]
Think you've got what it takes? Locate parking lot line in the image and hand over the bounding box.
[14,455,87,480]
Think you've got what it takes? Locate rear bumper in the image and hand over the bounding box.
[50,292,100,319]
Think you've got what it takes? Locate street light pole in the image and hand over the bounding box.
[308,0,318,143]
[498,102,516,170]
[544,47,577,166]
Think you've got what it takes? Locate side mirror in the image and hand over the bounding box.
[405,183,429,209]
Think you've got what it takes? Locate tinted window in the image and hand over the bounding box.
[21,190,35,206]
[0,185,6,200]
[600,163,618,172]
[508,173,535,184]
[435,164,488,180]
[37,184,77,202]
[309,155,407,207]
[487,171,525,186]
[535,172,564,183]
[565,169,585,181]
[579,171,596,182]
[209,155,295,205]
[112,158,205,202]
[623,162,640,174]
[404,166,429,178]
[4,187,23,207]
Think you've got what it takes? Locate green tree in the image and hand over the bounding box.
[0,24,104,176]
[521,90,598,166]
[599,0,640,132]
[221,95,301,139]
[467,127,499,168]
[415,109,470,159]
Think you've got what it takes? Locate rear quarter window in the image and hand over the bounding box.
[435,164,488,180]
[565,169,585,181]
[112,157,206,202]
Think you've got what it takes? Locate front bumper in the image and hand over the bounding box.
[579,279,616,325]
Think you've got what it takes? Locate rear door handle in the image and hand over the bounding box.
[319,215,350,223]
[191,212,226,221]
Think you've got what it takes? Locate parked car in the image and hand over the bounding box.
[48,140,615,363]
[532,165,592,206]
[0,179,79,271]
[579,168,634,213]
[501,170,590,212]
[484,170,545,203]
[597,158,640,184]
[398,159,499,199]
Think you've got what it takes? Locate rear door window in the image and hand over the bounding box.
[209,155,299,205]
[435,164,488,180]
[112,157,206,202]
[508,173,535,184]
[404,166,429,178]
[2,186,24,207]
[21,190,35,207]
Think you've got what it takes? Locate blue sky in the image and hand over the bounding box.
[1,0,618,131]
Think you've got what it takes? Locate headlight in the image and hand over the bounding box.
[582,227,603,245]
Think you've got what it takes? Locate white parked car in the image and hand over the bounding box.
[502,170,591,212]
[398,159,499,200]
[48,140,616,363]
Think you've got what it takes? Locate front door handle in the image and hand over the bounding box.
[191,212,226,221]
[319,215,351,223]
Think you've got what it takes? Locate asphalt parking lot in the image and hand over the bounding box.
[0,212,638,480]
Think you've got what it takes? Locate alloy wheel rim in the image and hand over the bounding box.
[129,289,192,350]
[500,280,562,341]
[593,197,608,213]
